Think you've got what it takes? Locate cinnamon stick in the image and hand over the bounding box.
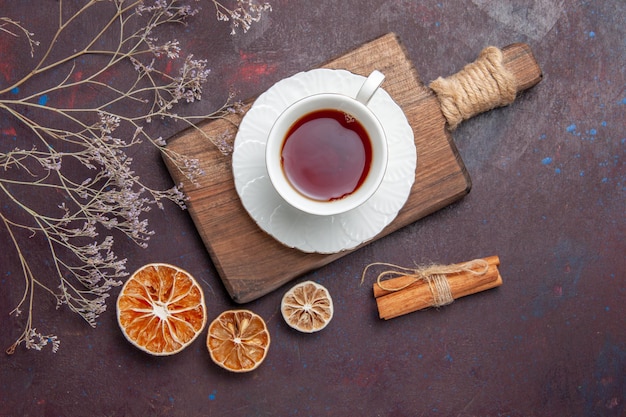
[373,256,502,320]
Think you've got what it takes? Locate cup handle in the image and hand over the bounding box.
[355,70,385,106]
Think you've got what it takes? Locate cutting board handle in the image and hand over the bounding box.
[429,43,542,130]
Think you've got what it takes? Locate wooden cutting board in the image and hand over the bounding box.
[164,33,541,303]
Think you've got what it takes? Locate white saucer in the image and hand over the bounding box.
[232,69,417,254]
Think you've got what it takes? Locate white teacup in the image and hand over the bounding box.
[265,70,388,216]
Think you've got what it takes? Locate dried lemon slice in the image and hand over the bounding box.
[116,263,207,356]
[281,281,333,332]
[207,309,270,373]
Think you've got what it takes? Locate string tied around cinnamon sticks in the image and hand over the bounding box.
[362,256,503,320]
[429,46,517,130]
[364,259,489,307]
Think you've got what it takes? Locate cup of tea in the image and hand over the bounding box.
[265,70,388,216]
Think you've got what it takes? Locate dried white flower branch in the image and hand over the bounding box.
[0,17,41,57]
[211,0,272,34]
[1,0,270,354]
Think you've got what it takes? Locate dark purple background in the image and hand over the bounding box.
[1,1,624,416]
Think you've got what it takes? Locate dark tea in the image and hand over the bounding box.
[281,109,373,201]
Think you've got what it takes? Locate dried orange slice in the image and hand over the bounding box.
[116,263,207,356]
[206,309,270,372]
[281,281,333,333]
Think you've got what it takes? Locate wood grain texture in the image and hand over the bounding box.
[163,33,539,303]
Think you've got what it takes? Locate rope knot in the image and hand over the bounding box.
[429,46,517,130]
